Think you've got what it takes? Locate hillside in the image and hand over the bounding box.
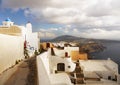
[49,35,120,43]
[50,35,86,42]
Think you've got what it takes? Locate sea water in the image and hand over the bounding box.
[91,41,120,73]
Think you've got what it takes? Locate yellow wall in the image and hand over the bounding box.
[41,42,54,50]
[41,43,47,50]
[71,51,88,61]
[0,26,21,36]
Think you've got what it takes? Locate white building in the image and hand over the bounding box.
[2,17,14,27]
[1,18,39,55]
[48,48,77,73]
[19,22,39,56]
[37,50,120,85]
[37,46,120,85]
[0,18,39,73]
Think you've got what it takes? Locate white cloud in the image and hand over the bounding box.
[45,32,56,38]
[49,28,58,31]
[38,31,56,39]
[81,29,120,40]
[39,29,47,32]
[2,0,120,25]
[2,0,120,40]
[38,25,120,40]
[38,31,45,38]
[73,28,78,32]
[39,27,59,39]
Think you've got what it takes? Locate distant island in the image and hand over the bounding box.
[41,35,120,43]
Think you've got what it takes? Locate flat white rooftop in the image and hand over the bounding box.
[76,79,119,85]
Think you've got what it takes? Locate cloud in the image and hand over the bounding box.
[2,0,120,25]
[45,32,56,38]
[1,0,120,40]
[38,31,56,39]
[38,24,120,40]
[39,27,58,39]
[80,28,120,40]
[1,0,48,9]
[49,28,58,31]
[85,0,112,17]
[73,28,78,33]
[38,31,45,38]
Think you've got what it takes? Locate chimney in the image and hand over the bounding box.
[65,52,68,57]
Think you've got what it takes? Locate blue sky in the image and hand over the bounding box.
[1,0,120,40]
[0,9,29,25]
[0,8,64,32]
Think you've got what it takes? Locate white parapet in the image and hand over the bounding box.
[37,52,73,85]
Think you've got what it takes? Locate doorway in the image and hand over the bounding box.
[57,63,65,71]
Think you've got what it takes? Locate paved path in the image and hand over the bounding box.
[0,56,37,85]
[4,61,29,85]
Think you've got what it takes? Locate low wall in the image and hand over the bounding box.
[53,47,79,57]
[105,59,118,74]
[64,47,79,56]
[117,74,120,84]
[37,52,51,85]
[0,34,24,73]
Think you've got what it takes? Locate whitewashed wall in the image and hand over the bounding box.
[80,60,118,79]
[53,47,79,57]
[26,32,39,50]
[19,25,39,55]
[53,48,65,57]
[64,47,79,56]
[37,52,51,85]
[0,34,24,73]
[48,48,75,72]
[37,52,73,85]
[105,59,118,74]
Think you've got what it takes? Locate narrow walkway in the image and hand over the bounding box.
[1,57,37,85]
[4,61,29,85]
[26,57,37,85]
